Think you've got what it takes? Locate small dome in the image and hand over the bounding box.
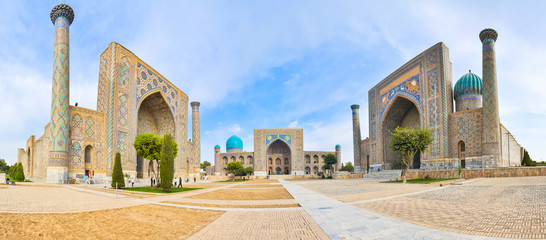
[454,70,482,101]
[335,144,341,148]
[226,135,243,150]
[214,145,220,149]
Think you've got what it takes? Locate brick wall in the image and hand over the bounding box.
[406,167,546,179]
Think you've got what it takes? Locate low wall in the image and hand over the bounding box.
[406,167,546,179]
[334,173,365,180]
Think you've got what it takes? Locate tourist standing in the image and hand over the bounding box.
[179,177,182,188]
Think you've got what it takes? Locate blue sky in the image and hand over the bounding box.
[1,1,545,166]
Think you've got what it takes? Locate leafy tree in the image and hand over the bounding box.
[160,134,175,191]
[13,162,25,181]
[340,162,354,172]
[134,133,178,177]
[9,164,16,177]
[0,159,9,173]
[243,167,254,176]
[201,161,211,171]
[521,150,536,166]
[111,152,125,188]
[388,126,433,183]
[322,154,337,176]
[226,162,243,177]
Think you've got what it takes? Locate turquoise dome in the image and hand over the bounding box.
[214,145,220,149]
[454,70,482,100]
[226,135,243,150]
[335,144,341,148]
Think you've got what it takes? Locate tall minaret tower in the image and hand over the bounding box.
[47,4,74,184]
[351,104,362,167]
[479,28,501,161]
[191,102,201,168]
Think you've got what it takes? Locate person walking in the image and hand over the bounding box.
[179,177,182,188]
[150,177,153,187]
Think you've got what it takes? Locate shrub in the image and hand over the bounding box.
[243,167,254,176]
[111,152,125,188]
[160,134,175,191]
[326,176,333,179]
[9,165,16,177]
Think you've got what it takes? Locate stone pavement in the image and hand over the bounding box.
[280,179,514,240]
[187,209,329,240]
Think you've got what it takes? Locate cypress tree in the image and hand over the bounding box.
[160,134,175,191]
[111,152,125,188]
[14,162,25,181]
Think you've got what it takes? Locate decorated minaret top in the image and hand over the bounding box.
[479,28,498,43]
[50,4,75,25]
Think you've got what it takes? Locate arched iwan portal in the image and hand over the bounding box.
[136,91,175,178]
[266,139,291,175]
[382,96,421,169]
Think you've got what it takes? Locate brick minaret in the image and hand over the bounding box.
[335,144,341,171]
[47,4,74,184]
[191,102,201,169]
[351,104,362,168]
[479,28,501,159]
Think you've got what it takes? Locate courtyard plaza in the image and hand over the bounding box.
[0,176,544,239]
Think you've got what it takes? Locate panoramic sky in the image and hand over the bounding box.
[1,1,545,166]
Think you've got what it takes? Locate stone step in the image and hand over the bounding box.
[363,170,401,180]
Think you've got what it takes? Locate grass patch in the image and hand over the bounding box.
[6,175,32,182]
[120,186,201,193]
[384,178,456,183]
[216,179,247,183]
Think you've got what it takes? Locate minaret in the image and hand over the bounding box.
[47,4,74,184]
[479,28,501,160]
[335,144,341,171]
[191,102,201,168]
[351,104,362,169]
[214,145,221,175]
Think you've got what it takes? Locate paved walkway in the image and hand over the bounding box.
[280,179,513,240]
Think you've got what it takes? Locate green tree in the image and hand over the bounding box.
[0,159,9,173]
[14,162,25,181]
[160,134,175,191]
[388,126,433,183]
[243,167,254,176]
[322,154,337,176]
[340,162,354,172]
[201,161,211,171]
[226,162,243,178]
[521,150,536,166]
[134,133,178,177]
[111,152,125,188]
[9,164,16,177]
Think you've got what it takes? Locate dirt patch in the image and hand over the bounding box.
[230,184,283,188]
[187,188,293,200]
[0,204,223,240]
[249,179,279,183]
[163,201,300,209]
[76,186,160,198]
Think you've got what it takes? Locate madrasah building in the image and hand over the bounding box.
[17,4,201,184]
[213,129,341,176]
[351,28,524,172]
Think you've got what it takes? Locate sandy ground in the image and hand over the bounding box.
[186,188,293,200]
[0,204,223,240]
[229,184,284,188]
[163,201,300,209]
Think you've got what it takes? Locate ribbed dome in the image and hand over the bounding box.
[214,145,220,149]
[454,70,482,101]
[226,135,243,150]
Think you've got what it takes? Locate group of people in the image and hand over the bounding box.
[148,176,199,188]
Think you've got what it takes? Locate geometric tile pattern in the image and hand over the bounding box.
[429,100,439,126]
[427,68,438,97]
[118,56,130,88]
[117,94,128,127]
[481,39,500,155]
[70,141,81,166]
[379,73,420,120]
[106,43,116,170]
[117,131,127,165]
[136,63,179,115]
[85,116,94,138]
[49,16,71,167]
[449,109,483,158]
[426,49,438,67]
[71,114,82,138]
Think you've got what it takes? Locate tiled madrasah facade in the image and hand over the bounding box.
[353,28,523,172]
[18,4,201,184]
